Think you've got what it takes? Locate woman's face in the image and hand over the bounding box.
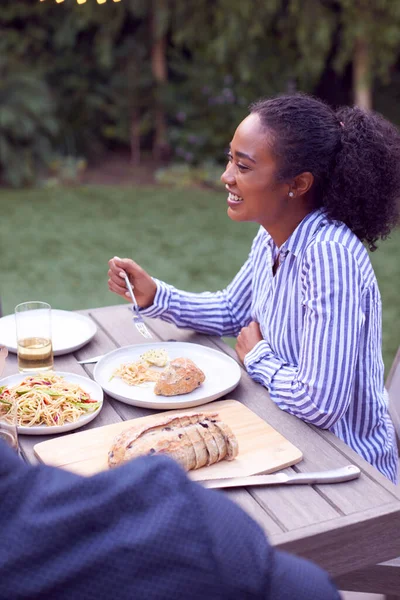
[221,113,290,230]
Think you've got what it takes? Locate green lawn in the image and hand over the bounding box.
[0,185,398,373]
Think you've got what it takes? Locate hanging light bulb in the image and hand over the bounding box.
[39,0,124,4]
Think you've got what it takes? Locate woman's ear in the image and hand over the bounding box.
[291,172,314,197]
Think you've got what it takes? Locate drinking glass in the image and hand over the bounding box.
[15,301,54,373]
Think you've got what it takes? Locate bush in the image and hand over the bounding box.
[165,69,250,167]
[155,161,224,189]
[0,72,58,187]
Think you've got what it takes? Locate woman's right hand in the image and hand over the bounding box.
[108,257,157,308]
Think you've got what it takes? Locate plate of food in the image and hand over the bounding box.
[93,342,242,409]
[0,371,103,435]
[0,310,97,356]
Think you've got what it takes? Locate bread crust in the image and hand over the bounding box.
[108,411,238,471]
[154,357,205,396]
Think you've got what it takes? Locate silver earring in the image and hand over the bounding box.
[288,191,294,197]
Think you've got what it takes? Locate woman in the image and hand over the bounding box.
[108,93,400,483]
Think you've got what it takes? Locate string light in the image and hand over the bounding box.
[40,0,123,3]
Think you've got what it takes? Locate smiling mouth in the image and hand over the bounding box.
[227,192,244,204]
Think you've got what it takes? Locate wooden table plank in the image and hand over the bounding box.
[335,556,400,595]
[75,311,119,361]
[89,304,162,347]
[224,488,284,535]
[271,501,400,576]
[314,426,400,499]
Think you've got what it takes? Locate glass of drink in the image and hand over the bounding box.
[15,301,54,373]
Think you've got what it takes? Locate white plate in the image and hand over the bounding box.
[0,310,97,356]
[0,371,103,435]
[93,342,241,410]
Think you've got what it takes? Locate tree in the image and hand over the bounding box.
[151,0,170,161]
[334,0,400,109]
[281,0,400,109]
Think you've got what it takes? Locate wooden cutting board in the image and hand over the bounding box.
[34,399,303,480]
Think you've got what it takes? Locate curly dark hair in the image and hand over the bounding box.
[250,93,400,250]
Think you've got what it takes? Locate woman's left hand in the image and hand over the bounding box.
[235,321,263,363]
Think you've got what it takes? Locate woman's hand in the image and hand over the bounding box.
[235,321,263,363]
[108,257,157,308]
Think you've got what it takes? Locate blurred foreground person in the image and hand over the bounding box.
[109,93,400,483]
[0,441,339,599]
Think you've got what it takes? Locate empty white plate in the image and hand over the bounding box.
[0,310,97,356]
[93,342,242,410]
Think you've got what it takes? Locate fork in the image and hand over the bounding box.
[122,273,153,339]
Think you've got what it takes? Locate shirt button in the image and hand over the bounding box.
[280,250,289,261]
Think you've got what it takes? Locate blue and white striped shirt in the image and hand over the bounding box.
[142,209,398,483]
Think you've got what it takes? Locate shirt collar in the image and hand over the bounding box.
[262,209,328,257]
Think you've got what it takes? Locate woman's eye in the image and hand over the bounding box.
[225,152,249,172]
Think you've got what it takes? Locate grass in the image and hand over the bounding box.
[0,185,398,373]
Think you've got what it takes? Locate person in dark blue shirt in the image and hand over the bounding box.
[0,441,339,599]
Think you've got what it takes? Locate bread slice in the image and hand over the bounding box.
[108,411,238,471]
[178,416,207,469]
[194,422,219,466]
[207,420,228,462]
[213,420,239,460]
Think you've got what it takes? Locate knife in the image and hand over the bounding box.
[77,354,104,364]
[201,465,361,489]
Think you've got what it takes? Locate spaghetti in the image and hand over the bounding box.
[0,373,100,428]
[112,360,161,387]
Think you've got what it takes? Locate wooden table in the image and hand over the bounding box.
[5,304,400,583]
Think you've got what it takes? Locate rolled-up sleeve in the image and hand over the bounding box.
[141,261,254,338]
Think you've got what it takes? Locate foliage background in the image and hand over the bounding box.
[2,0,400,185]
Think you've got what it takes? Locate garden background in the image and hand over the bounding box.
[0,0,399,372]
